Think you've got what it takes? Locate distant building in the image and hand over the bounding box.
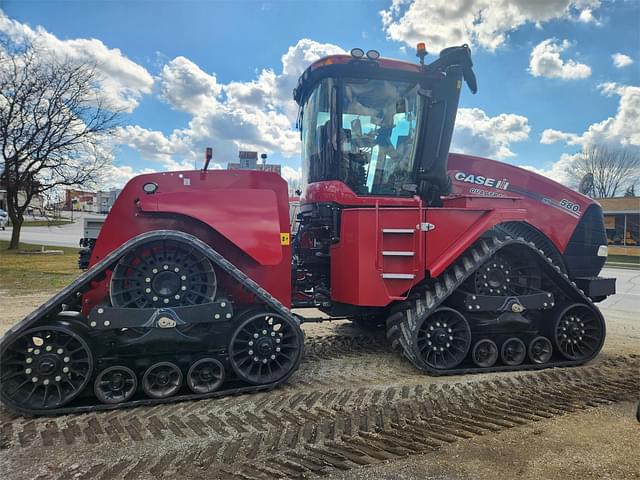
[598,197,639,256]
[96,189,121,214]
[227,150,282,176]
[65,189,97,212]
[0,188,45,213]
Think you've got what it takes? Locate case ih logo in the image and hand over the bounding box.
[454,171,510,190]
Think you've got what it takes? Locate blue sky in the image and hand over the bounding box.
[1,0,638,187]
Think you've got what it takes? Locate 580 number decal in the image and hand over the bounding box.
[560,198,581,213]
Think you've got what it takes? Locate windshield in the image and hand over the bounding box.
[301,77,420,196]
[341,78,420,195]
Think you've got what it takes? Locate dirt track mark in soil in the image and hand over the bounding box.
[4,355,638,480]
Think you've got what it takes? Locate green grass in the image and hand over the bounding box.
[605,254,640,269]
[0,240,80,293]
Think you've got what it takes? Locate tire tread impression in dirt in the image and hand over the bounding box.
[13,356,637,480]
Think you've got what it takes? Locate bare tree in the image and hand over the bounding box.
[566,144,640,198]
[0,40,119,249]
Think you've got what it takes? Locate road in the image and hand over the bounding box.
[0,212,104,247]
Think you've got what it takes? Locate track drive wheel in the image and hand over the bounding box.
[553,303,605,361]
[229,311,303,385]
[415,307,471,370]
[110,239,217,309]
[0,325,93,411]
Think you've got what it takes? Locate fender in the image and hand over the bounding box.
[426,198,527,278]
[138,189,283,265]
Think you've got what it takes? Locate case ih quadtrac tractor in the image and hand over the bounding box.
[0,45,615,415]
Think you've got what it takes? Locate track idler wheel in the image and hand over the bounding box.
[528,336,553,364]
[187,358,225,394]
[554,303,605,361]
[229,311,303,385]
[501,337,526,365]
[94,366,137,404]
[471,339,499,367]
[415,307,471,370]
[473,249,541,296]
[142,362,182,398]
[0,325,93,411]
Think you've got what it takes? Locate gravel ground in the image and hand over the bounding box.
[325,401,640,480]
[1,284,638,480]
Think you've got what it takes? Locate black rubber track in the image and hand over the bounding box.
[386,230,606,374]
[0,230,304,416]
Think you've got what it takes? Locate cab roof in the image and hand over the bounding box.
[294,54,432,105]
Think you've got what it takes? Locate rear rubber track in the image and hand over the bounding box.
[0,230,305,416]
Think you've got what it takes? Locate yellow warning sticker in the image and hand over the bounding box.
[280,232,290,246]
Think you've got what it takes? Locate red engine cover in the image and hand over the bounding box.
[83,170,292,312]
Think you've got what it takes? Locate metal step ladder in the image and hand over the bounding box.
[380,228,417,280]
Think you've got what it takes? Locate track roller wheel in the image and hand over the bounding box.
[0,325,93,411]
[501,338,526,366]
[187,358,225,394]
[554,303,605,361]
[142,362,182,398]
[528,336,553,364]
[229,311,303,385]
[94,366,137,404]
[471,339,499,367]
[416,307,471,370]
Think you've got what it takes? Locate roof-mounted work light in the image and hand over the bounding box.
[350,48,365,58]
[366,49,380,60]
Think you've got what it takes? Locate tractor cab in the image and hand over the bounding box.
[294,44,477,203]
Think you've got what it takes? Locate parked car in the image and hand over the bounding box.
[0,208,8,230]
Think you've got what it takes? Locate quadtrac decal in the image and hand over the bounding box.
[453,170,582,218]
[454,171,510,190]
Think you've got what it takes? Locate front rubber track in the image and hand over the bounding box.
[386,230,606,376]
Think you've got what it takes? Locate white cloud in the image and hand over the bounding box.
[282,166,302,182]
[540,129,581,145]
[160,56,222,113]
[612,53,633,69]
[155,38,344,165]
[100,164,156,189]
[528,39,591,79]
[105,39,344,187]
[116,125,191,165]
[521,152,577,184]
[380,0,601,52]
[452,108,531,159]
[577,8,598,24]
[0,12,153,112]
[537,82,640,186]
[541,83,640,148]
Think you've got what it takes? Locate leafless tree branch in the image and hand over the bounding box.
[0,39,121,249]
[565,144,640,198]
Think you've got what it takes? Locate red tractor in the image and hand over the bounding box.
[0,45,615,415]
